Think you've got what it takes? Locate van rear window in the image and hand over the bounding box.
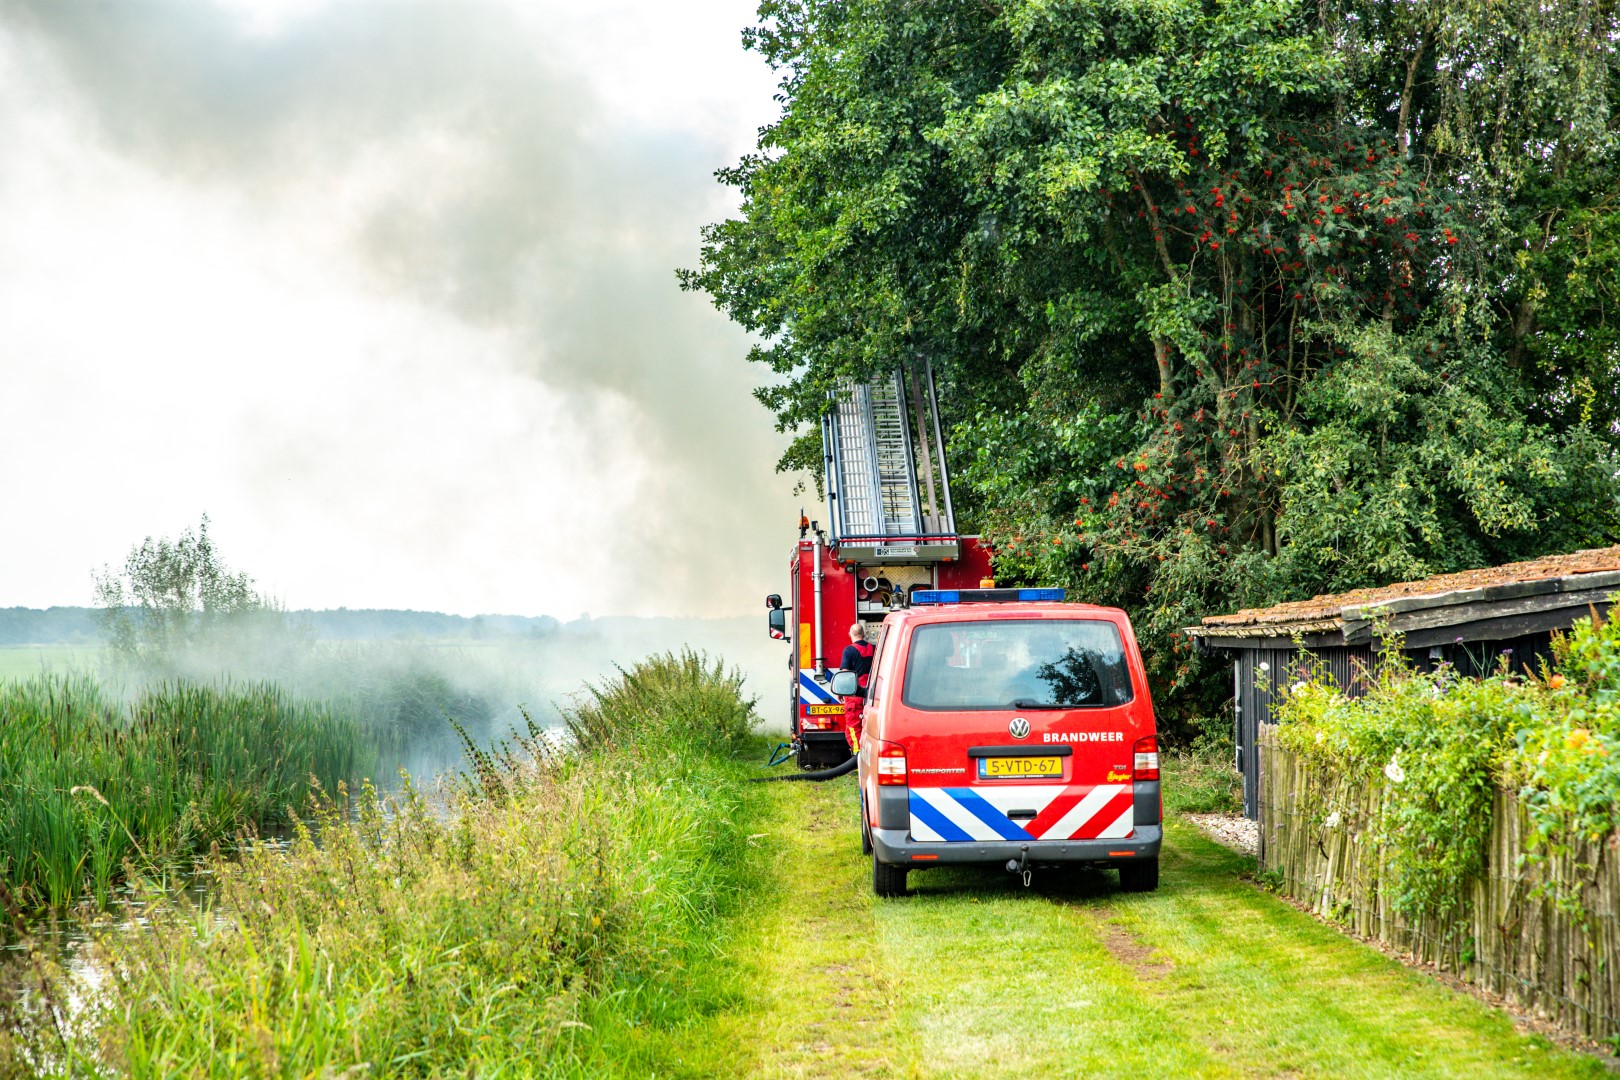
[901,620,1134,710]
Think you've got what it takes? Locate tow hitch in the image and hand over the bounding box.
[1006,843,1032,887]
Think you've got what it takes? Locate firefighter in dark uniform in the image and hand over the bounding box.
[840,622,876,751]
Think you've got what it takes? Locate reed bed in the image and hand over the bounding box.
[0,674,365,911]
[1,652,764,1078]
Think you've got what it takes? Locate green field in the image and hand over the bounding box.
[0,646,102,680]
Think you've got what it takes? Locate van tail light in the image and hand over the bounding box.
[876,740,908,786]
[1132,735,1160,781]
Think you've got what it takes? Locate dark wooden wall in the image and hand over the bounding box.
[1235,645,1373,818]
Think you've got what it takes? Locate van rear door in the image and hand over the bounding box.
[896,615,1141,843]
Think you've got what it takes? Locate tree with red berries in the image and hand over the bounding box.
[684,0,1620,730]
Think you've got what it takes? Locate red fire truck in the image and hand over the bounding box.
[765,365,994,769]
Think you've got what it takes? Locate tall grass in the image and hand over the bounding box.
[1,652,764,1077]
[560,649,756,754]
[106,630,509,765]
[0,674,365,911]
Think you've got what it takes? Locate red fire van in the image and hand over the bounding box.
[847,588,1162,897]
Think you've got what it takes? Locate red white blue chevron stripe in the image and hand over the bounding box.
[798,671,838,706]
[909,784,1134,842]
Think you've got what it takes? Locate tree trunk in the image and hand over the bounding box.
[1397,31,1428,157]
[1154,336,1174,399]
[1135,173,1181,284]
[1507,209,1561,368]
[1382,28,1430,325]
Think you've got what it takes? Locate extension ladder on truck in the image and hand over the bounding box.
[823,363,958,564]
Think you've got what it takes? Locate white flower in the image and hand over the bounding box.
[1315,730,1326,744]
[1383,758,1406,783]
[1258,662,1270,673]
[1292,681,1307,693]
[1323,811,1342,829]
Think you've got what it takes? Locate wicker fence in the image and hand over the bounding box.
[1258,728,1620,1040]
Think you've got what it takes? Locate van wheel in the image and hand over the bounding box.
[872,853,907,898]
[1118,858,1159,893]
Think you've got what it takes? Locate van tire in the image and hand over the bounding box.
[1118,858,1159,893]
[872,853,907,897]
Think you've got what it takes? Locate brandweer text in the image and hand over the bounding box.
[1042,732,1125,743]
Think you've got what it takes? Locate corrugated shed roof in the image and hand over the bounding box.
[1193,545,1620,635]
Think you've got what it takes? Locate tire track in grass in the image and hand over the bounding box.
[863,805,1607,1077]
[877,864,1227,1077]
[692,777,1606,1078]
[749,780,905,1077]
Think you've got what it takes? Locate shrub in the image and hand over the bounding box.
[1514,610,1620,864]
[561,649,757,754]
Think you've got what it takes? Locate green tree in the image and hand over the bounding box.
[685,0,1620,729]
[93,515,267,662]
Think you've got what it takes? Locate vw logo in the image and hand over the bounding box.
[1009,717,1030,740]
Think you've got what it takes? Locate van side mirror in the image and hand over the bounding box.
[830,670,859,696]
[767,608,787,640]
[765,594,783,609]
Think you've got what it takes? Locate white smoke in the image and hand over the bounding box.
[0,0,801,619]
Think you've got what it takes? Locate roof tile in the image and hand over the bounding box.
[1197,545,1620,631]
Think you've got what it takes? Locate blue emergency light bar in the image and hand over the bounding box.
[911,588,1066,605]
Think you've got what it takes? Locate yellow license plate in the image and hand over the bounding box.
[805,704,845,716]
[978,756,1062,779]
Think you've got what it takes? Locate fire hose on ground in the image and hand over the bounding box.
[754,741,858,782]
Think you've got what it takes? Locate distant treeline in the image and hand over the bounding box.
[0,608,104,645]
[0,607,563,646]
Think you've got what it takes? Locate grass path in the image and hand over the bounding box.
[667,776,1607,1079]
[671,771,918,1078]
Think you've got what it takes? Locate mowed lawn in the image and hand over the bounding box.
[643,778,1607,1080]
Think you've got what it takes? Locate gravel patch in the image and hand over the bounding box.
[1185,813,1258,857]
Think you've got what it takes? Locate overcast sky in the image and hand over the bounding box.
[0,0,802,619]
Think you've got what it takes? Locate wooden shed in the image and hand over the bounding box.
[1187,546,1620,819]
